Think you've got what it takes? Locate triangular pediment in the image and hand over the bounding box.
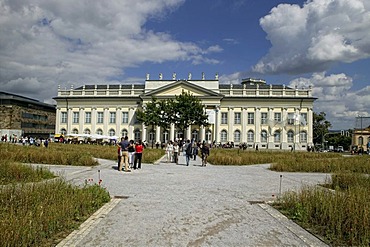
[142,80,222,97]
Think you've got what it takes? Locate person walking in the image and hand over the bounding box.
[173,142,179,165]
[128,140,136,169]
[118,136,131,172]
[134,140,144,170]
[193,142,199,161]
[117,145,122,170]
[201,142,210,166]
[184,139,192,166]
[166,141,174,163]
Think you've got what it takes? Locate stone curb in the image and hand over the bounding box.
[258,203,328,247]
[56,198,121,247]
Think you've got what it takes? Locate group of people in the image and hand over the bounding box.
[117,136,144,172]
[165,139,210,167]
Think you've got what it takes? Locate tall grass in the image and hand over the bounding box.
[0,159,55,185]
[275,173,370,246]
[0,143,165,166]
[207,149,370,173]
[0,179,110,246]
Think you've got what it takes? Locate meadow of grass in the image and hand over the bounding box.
[208,149,370,173]
[275,173,370,246]
[0,142,165,166]
[0,159,55,185]
[209,148,370,245]
[0,179,110,246]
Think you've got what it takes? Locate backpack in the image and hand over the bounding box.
[186,144,192,155]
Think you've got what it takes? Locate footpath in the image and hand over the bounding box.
[40,154,329,247]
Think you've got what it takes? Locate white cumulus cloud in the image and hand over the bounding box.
[0,0,221,102]
[289,72,370,129]
[253,0,370,74]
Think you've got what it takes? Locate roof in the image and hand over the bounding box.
[74,84,145,90]
[219,84,290,90]
[0,91,55,108]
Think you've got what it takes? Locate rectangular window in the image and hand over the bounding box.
[287,113,295,125]
[85,112,91,124]
[61,112,67,123]
[234,112,241,124]
[97,112,104,124]
[221,112,228,124]
[274,112,282,122]
[122,112,129,123]
[300,113,307,125]
[109,112,116,124]
[261,112,267,124]
[247,113,254,125]
[73,112,79,124]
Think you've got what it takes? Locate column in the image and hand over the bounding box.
[79,107,84,134]
[268,107,274,148]
[215,106,220,143]
[67,107,72,134]
[295,107,300,149]
[142,123,147,142]
[282,108,288,149]
[170,123,175,141]
[186,126,191,140]
[200,125,205,142]
[241,107,247,143]
[308,108,313,146]
[156,126,161,143]
[91,107,97,134]
[228,107,234,142]
[255,107,261,144]
[103,107,109,136]
[55,108,61,134]
[116,107,122,137]
[129,107,135,138]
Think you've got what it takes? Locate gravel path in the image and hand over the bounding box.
[46,154,329,247]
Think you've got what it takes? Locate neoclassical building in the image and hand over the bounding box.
[54,73,316,150]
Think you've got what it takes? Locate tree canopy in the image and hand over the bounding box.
[313,112,332,145]
[137,91,209,142]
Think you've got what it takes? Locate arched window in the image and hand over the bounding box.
[60,128,67,135]
[300,131,307,143]
[234,130,241,142]
[261,130,267,143]
[72,128,78,134]
[274,130,281,143]
[84,128,91,135]
[121,129,128,138]
[205,130,212,142]
[96,129,103,135]
[247,130,254,142]
[192,130,199,141]
[358,136,363,145]
[220,130,227,142]
[109,129,115,136]
[287,130,294,143]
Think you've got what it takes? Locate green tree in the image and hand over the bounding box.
[172,91,209,138]
[326,134,352,151]
[313,112,332,146]
[137,92,209,144]
[136,97,161,148]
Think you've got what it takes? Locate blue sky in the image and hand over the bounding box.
[1,0,370,129]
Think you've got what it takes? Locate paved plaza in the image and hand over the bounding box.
[42,154,329,247]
